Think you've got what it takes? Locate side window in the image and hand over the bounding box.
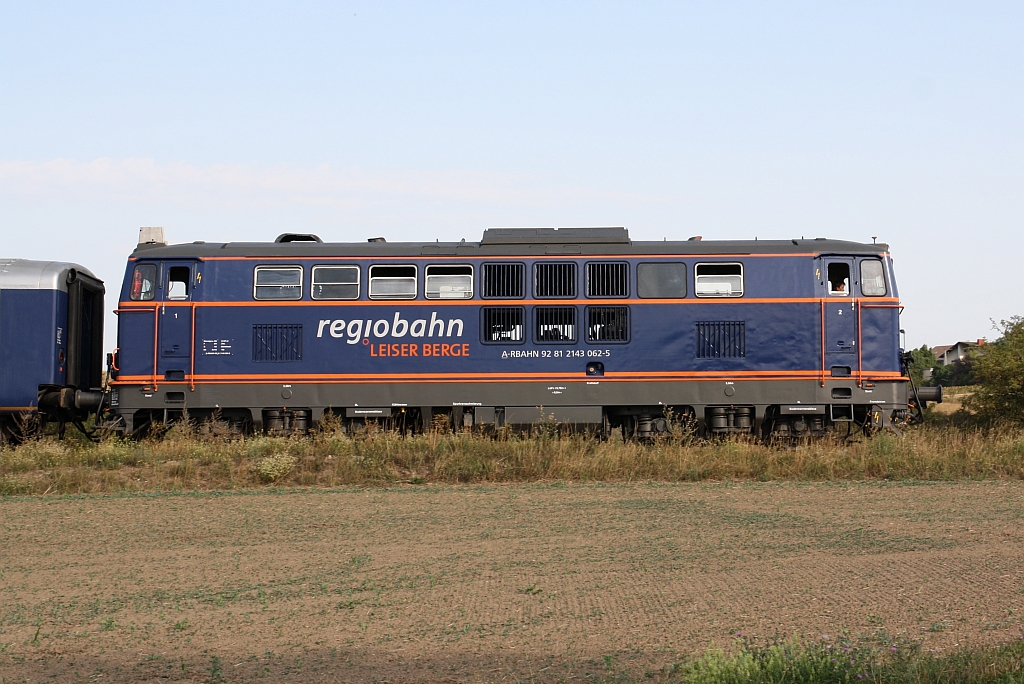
[535,262,577,298]
[312,265,359,300]
[586,262,629,297]
[860,260,887,296]
[482,263,525,298]
[827,263,850,296]
[167,266,190,300]
[637,262,687,298]
[425,265,473,299]
[129,264,157,301]
[481,307,525,343]
[254,266,302,300]
[695,263,743,298]
[369,265,417,299]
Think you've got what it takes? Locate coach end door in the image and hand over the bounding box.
[157,261,197,381]
[821,258,858,374]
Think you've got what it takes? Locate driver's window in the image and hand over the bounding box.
[827,263,850,296]
[167,266,190,300]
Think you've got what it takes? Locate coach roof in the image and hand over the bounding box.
[131,228,889,259]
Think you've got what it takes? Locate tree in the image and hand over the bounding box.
[964,317,1024,423]
[907,344,939,387]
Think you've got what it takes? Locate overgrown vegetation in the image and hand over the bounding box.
[3,414,1024,495]
[660,635,1024,684]
[965,317,1024,425]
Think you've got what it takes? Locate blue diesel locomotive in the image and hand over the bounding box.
[107,227,934,438]
[0,259,106,442]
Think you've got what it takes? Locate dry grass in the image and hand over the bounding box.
[3,412,1024,495]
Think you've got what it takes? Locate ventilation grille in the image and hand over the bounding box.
[535,262,577,298]
[586,262,629,297]
[695,321,745,358]
[535,307,577,343]
[482,307,525,343]
[253,324,303,362]
[587,306,629,342]
[482,263,524,298]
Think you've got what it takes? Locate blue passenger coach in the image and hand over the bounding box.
[0,259,105,442]
[109,228,912,438]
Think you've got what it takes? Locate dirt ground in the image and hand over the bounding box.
[2,481,1024,682]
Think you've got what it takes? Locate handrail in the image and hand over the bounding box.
[152,305,160,390]
[819,299,826,387]
[190,302,197,391]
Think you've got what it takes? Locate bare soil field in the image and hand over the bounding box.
[2,481,1024,682]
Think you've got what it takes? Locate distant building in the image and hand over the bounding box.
[931,339,985,366]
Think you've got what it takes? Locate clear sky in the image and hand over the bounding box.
[1,1,1021,351]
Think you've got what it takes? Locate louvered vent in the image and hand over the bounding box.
[482,263,524,298]
[253,324,303,362]
[587,307,630,342]
[586,262,629,297]
[535,262,577,298]
[695,321,745,358]
[535,307,577,342]
[482,307,525,343]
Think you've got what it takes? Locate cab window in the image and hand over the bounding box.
[827,263,850,295]
[860,260,887,296]
[167,266,190,300]
[129,264,157,301]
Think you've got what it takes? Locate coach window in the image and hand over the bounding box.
[637,262,687,298]
[827,263,851,296]
[167,266,190,300]
[425,265,473,299]
[369,265,417,299]
[129,264,157,301]
[860,259,887,296]
[312,265,359,300]
[254,266,302,300]
[694,263,743,298]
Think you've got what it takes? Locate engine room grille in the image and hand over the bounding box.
[535,307,577,343]
[535,262,577,298]
[695,321,745,358]
[586,306,629,342]
[482,263,524,298]
[586,262,629,297]
[253,324,303,362]
[482,307,525,343]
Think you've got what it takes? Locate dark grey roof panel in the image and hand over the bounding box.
[130,234,889,259]
[481,227,630,244]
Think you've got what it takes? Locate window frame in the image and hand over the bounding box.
[585,305,631,344]
[253,265,303,301]
[636,261,688,299]
[368,264,418,300]
[166,266,191,301]
[129,263,158,301]
[310,264,361,301]
[425,264,474,300]
[481,262,526,299]
[859,259,888,297]
[534,306,578,344]
[585,261,630,298]
[694,262,744,298]
[480,306,526,345]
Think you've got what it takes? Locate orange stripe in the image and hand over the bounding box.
[0,406,38,411]
[113,370,902,383]
[117,297,901,308]
[111,375,906,386]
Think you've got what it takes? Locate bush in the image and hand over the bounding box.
[965,317,1024,423]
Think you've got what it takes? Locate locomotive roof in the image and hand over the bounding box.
[0,259,101,292]
[132,228,889,259]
